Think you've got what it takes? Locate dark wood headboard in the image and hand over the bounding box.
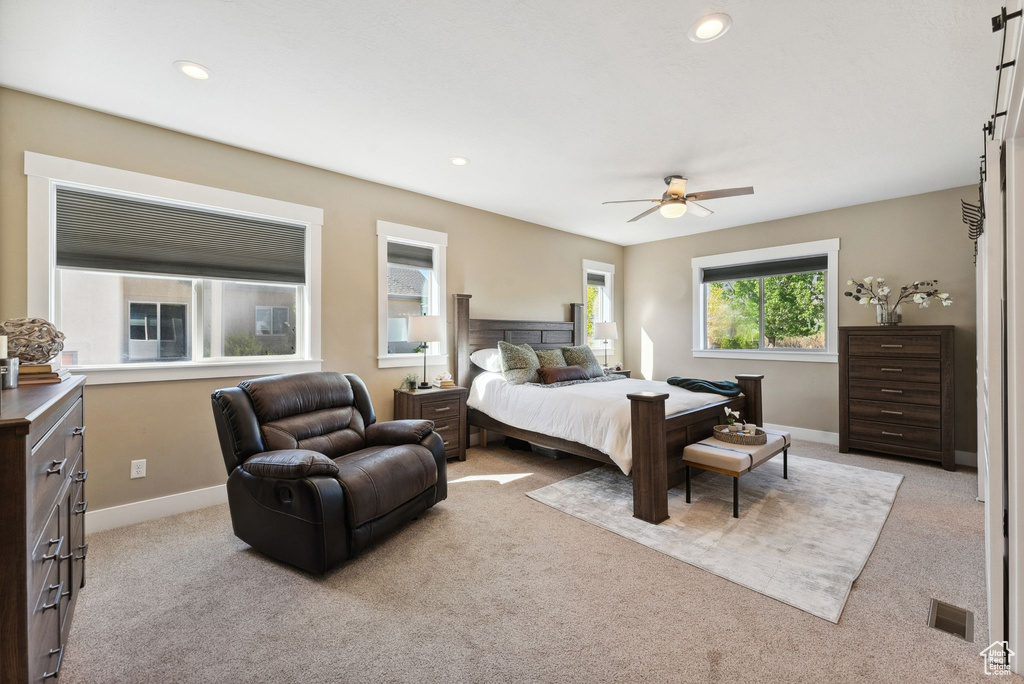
[453,294,585,389]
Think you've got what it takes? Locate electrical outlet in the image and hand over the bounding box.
[130,459,146,479]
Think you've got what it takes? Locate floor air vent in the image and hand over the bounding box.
[927,598,974,641]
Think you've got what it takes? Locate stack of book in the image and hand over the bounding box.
[432,378,455,388]
[18,364,72,385]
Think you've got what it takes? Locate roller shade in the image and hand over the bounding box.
[55,187,307,284]
[587,272,607,287]
[701,255,827,284]
[387,241,434,269]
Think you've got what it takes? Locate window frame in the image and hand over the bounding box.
[691,239,840,363]
[25,152,323,385]
[376,220,448,369]
[582,259,615,351]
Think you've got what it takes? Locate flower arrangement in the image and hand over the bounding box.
[843,277,952,325]
[724,407,740,425]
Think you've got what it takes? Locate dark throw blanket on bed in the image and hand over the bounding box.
[665,377,741,397]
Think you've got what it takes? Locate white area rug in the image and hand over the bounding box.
[526,454,903,623]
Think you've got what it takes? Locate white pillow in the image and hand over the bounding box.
[470,348,503,372]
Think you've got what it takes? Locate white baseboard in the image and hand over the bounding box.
[85,484,227,533]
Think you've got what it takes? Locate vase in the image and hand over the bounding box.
[876,303,902,326]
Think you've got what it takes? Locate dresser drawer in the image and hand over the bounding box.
[848,358,940,384]
[421,399,460,420]
[30,503,62,604]
[848,335,941,358]
[431,417,461,449]
[29,406,79,543]
[848,379,941,406]
[849,399,940,429]
[29,560,62,683]
[849,419,941,451]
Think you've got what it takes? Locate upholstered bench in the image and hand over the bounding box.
[682,430,791,518]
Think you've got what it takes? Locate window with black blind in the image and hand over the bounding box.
[54,186,309,366]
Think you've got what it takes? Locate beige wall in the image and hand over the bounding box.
[0,88,624,509]
[623,186,978,454]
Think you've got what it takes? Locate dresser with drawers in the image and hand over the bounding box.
[0,376,88,682]
[839,326,954,470]
[394,385,468,461]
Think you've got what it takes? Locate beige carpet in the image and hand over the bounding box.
[62,440,990,683]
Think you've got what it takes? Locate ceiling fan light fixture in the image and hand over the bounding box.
[659,200,688,218]
[689,13,732,43]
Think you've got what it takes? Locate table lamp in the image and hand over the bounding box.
[595,321,618,369]
[407,315,444,389]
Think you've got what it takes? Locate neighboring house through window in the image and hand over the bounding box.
[583,259,615,349]
[691,239,840,362]
[377,221,447,368]
[255,305,291,336]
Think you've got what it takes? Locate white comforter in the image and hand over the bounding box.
[467,373,727,475]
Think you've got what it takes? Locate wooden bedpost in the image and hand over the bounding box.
[735,374,764,427]
[627,391,669,524]
[454,294,472,390]
[570,302,585,346]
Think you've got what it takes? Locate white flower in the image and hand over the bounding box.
[939,292,949,299]
[847,280,854,286]
[913,293,926,303]
[878,286,891,296]
[920,300,930,308]
[864,276,873,284]
[942,299,953,307]
[860,298,870,306]
[877,277,885,283]
[870,298,879,304]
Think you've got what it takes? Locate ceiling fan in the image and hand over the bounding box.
[602,175,754,223]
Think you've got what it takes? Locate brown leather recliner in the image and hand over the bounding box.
[210,371,446,574]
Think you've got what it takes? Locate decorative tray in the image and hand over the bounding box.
[713,425,767,445]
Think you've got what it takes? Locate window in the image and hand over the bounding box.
[583,259,615,349]
[692,239,839,362]
[255,305,291,336]
[26,152,323,384]
[377,221,447,368]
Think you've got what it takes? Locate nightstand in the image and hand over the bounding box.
[605,369,631,378]
[394,385,469,461]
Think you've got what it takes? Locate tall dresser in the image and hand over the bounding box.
[0,377,88,682]
[839,326,954,470]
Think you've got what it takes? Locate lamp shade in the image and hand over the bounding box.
[407,315,444,343]
[594,321,618,341]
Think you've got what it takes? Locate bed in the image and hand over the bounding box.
[453,293,764,525]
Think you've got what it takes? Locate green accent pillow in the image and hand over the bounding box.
[497,341,541,384]
[561,345,603,379]
[535,348,567,368]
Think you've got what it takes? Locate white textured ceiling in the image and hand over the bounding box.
[0,0,1004,245]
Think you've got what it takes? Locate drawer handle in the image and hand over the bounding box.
[74,469,88,483]
[75,543,89,561]
[880,389,903,394]
[72,425,86,436]
[880,368,903,372]
[435,425,450,431]
[74,500,89,515]
[43,645,64,679]
[41,581,64,611]
[881,431,904,438]
[443,441,451,447]
[46,457,67,476]
[432,406,452,412]
[880,344,903,348]
[880,410,904,416]
[41,536,64,562]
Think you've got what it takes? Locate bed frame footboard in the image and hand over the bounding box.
[627,374,764,524]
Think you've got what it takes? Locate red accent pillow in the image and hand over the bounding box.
[537,365,589,385]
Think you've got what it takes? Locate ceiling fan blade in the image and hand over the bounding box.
[685,186,755,201]
[685,200,714,218]
[602,199,660,204]
[627,205,662,223]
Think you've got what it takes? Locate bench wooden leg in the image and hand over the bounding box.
[685,465,691,504]
[479,428,487,447]
[783,448,788,480]
[733,476,739,518]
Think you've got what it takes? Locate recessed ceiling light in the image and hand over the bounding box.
[688,13,732,43]
[450,157,470,166]
[174,61,212,80]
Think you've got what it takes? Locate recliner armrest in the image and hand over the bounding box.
[241,450,339,479]
[364,420,435,447]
